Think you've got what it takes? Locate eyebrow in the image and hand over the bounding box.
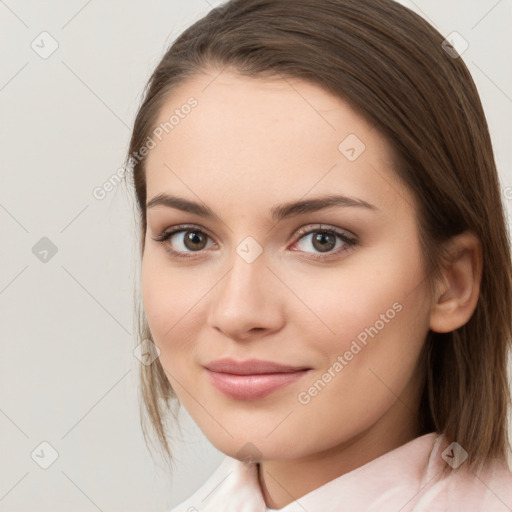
[146,193,379,223]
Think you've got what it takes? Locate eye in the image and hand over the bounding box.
[290,224,357,260]
[152,223,357,261]
[152,225,215,259]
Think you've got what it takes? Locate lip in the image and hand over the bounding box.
[204,358,311,400]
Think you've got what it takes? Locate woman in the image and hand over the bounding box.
[125,0,512,509]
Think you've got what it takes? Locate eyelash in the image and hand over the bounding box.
[152,224,357,261]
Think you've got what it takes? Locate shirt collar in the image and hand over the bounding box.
[171,432,447,511]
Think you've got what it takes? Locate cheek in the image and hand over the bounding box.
[141,249,187,347]
[292,237,429,375]
[300,245,428,395]
[141,251,168,336]
[289,259,419,349]
[140,247,211,363]
[289,269,429,443]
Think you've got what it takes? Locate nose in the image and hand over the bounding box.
[206,249,285,341]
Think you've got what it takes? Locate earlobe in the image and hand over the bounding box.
[429,232,483,334]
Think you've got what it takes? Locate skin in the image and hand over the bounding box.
[141,70,482,509]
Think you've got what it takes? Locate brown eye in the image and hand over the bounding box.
[291,225,357,260]
[183,230,208,251]
[311,232,336,253]
[152,225,215,258]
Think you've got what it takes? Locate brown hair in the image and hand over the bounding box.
[125,0,512,472]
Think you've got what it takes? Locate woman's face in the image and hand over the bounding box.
[141,70,433,462]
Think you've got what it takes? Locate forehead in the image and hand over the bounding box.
[144,70,411,216]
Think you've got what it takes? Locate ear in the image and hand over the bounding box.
[429,232,483,333]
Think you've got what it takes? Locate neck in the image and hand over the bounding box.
[257,400,421,509]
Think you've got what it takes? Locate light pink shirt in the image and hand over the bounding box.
[169,432,512,511]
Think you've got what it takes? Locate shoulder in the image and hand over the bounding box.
[408,435,512,511]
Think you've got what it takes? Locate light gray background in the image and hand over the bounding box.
[1,1,511,510]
